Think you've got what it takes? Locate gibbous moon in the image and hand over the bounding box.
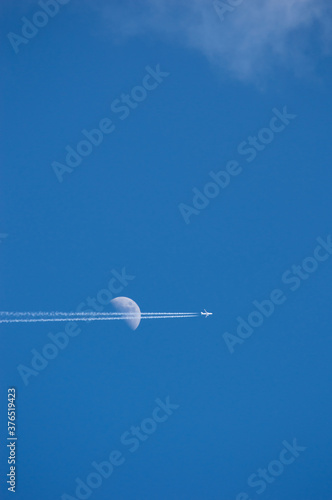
[110,297,141,330]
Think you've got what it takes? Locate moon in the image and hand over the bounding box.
[110,297,141,330]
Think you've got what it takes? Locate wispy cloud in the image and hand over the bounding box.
[90,0,332,82]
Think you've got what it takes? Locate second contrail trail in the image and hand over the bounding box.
[0,311,199,324]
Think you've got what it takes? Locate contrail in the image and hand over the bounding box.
[0,311,199,324]
[0,315,198,324]
[0,311,197,317]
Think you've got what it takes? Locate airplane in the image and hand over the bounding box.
[201,309,213,318]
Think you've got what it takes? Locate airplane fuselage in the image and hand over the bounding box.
[201,310,212,318]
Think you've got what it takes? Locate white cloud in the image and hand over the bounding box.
[91,0,332,82]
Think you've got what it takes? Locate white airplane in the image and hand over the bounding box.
[201,309,213,318]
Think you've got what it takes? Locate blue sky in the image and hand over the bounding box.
[1,1,332,499]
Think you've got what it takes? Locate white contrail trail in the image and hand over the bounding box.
[0,310,199,324]
[0,313,199,324]
[0,311,197,317]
